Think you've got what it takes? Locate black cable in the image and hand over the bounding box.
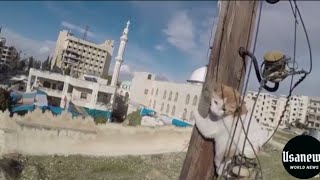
[287,0,297,130]
[293,0,312,74]
[263,0,313,146]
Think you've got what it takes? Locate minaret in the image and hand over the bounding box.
[110,20,130,87]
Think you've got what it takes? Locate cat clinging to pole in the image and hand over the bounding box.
[194,83,272,177]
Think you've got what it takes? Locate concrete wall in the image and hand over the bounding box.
[0,109,192,157]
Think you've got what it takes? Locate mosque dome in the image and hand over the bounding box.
[187,66,207,83]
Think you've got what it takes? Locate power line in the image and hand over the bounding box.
[262,0,313,146]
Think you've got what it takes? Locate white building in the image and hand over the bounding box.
[128,66,207,124]
[127,63,312,129]
[26,68,115,111]
[307,97,320,129]
[246,91,278,127]
[246,91,309,128]
[25,21,131,120]
[50,29,114,77]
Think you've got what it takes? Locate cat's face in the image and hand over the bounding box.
[210,93,226,117]
[209,83,248,117]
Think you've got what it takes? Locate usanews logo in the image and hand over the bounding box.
[282,135,320,179]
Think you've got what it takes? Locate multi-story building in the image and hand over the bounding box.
[307,97,320,129]
[246,91,309,129]
[50,30,114,77]
[24,21,130,121]
[0,37,5,57]
[246,91,278,127]
[0,45,19,65]
[128,66,207,124]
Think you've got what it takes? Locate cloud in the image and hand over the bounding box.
[162,8,216,66]
[61,21,95,38]
[118,64,134,81]
[163,11,196,52]
[1,28,55,61]
[246,1,320,96]
[155,44,165,52]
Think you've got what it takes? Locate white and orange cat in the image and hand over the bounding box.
[194,83,272,176]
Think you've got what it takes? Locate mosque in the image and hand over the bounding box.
[128,66,207,124]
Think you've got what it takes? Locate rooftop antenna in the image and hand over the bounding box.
[83,25,89,40]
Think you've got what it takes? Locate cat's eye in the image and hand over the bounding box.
[214,100,218,104]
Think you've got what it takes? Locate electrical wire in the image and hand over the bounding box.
[262,0,313,146]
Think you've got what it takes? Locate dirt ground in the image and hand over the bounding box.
[0,130,319,180]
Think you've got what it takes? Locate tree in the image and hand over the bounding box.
[42,56,50,71]
[0,88,11,112]
[16,60,26,71]
[127,110,142,126]
[28,57,34,69]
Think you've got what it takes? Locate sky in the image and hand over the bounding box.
[0,1,319,97]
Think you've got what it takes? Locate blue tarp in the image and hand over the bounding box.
[10,92,22,103]
[48,105,63,115]
[84,108,112,120]
[22,92,37,99]
[172,118,192,127]
[11,104,35,113]
[140,107,155,116]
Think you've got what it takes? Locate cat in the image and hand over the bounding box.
[194,83,272,177]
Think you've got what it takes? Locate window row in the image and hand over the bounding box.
[148,88,198,106]
[149,100,194,121]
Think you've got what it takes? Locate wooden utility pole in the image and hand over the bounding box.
[179,1,258,179]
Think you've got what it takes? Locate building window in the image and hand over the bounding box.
[163,90,167,99]
[161,103,164,112]
[144,89,148,95]
[149,99,152,107]
[43,81,51,88]
[182,108,188,120]
[153,100,156,109]
[185,94,190,105]
[168,91,172,101]
[151,88,154,95]
[166,104,170,114]
[148,74,152,80]
[171,106,176,116]
[174,92,179,102]
[156,89,159,96]
[52,84,56,89]
[193,95,198,106]
[80,93,87,99]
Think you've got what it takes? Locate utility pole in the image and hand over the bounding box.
[179,1,258,179]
